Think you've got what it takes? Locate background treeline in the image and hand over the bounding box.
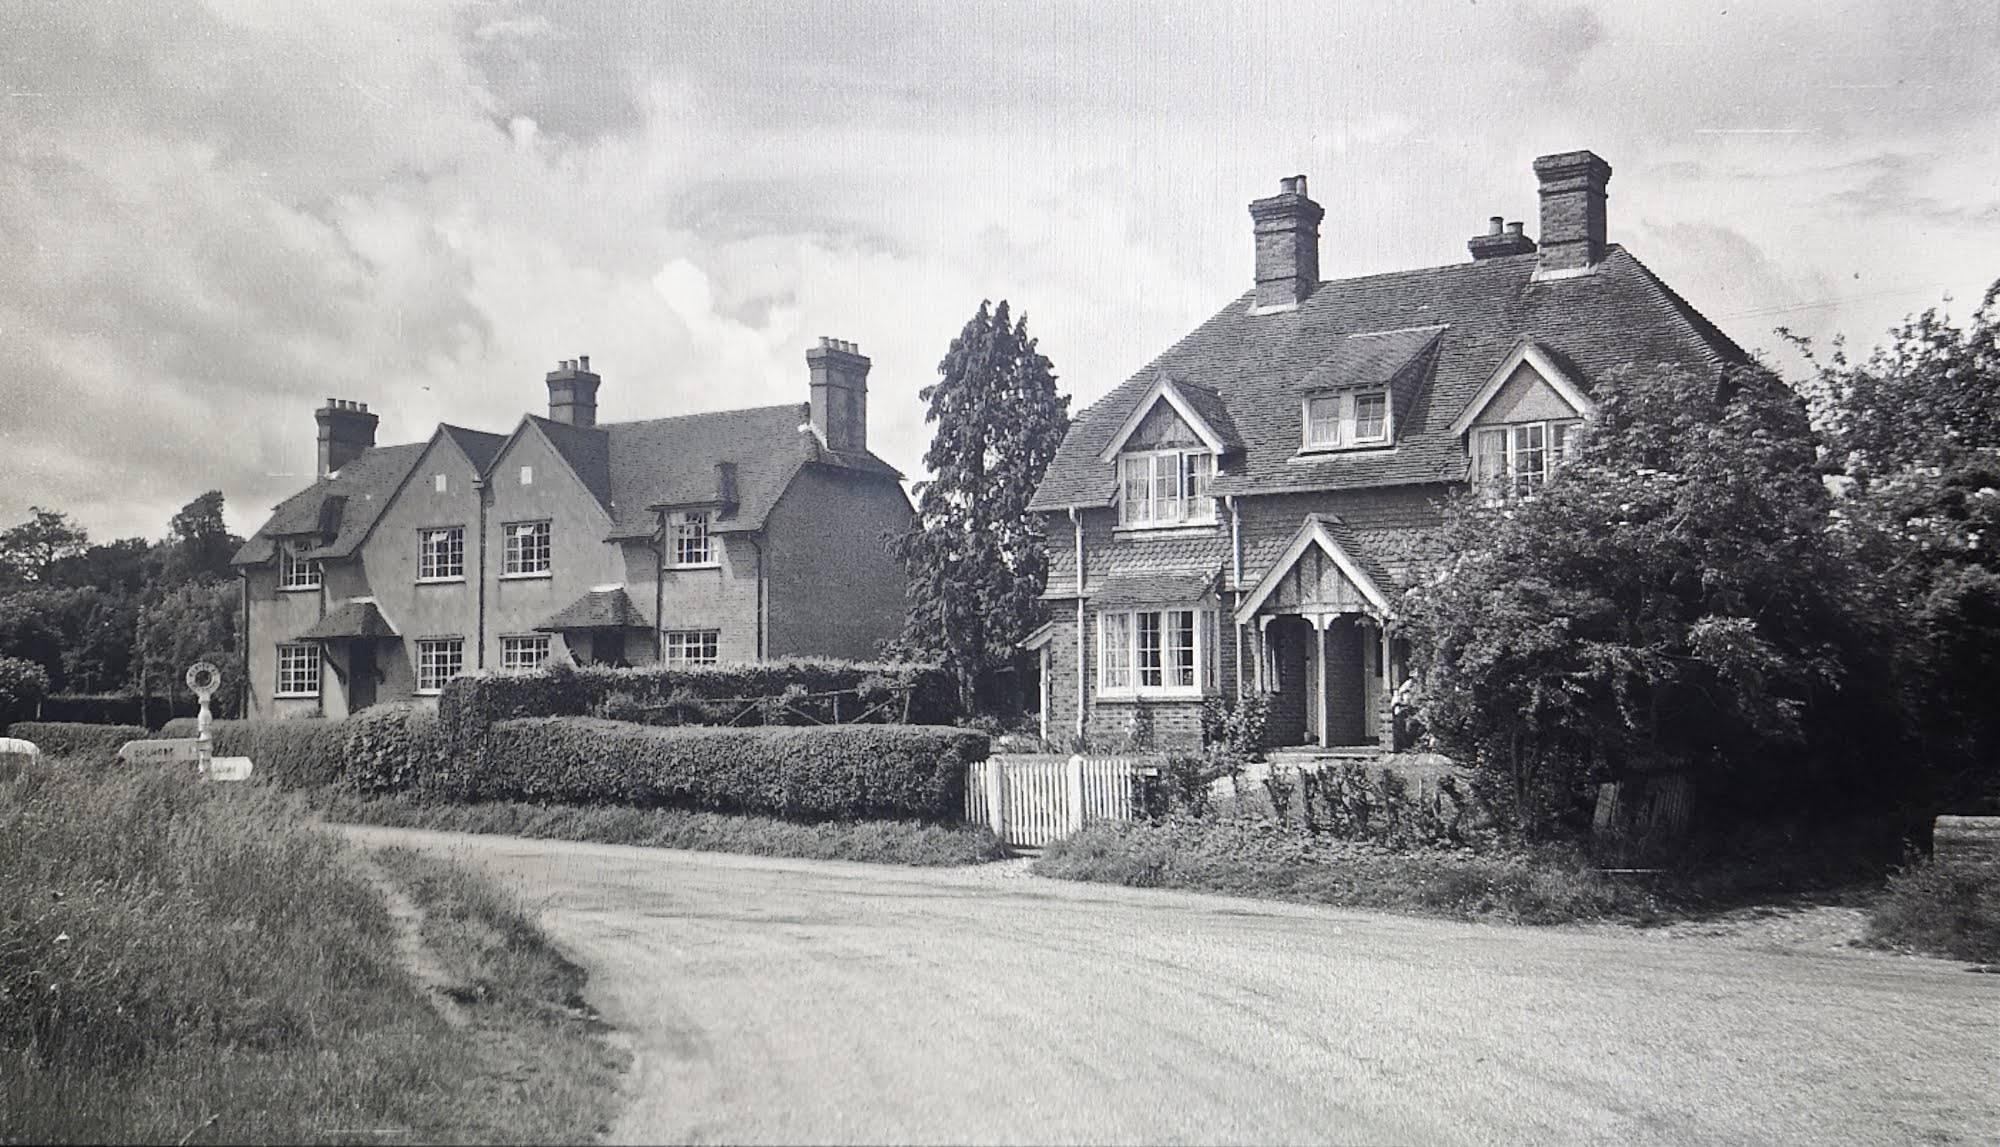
[0,491,243,726]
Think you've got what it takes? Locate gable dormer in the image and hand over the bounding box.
[1450,342,1592,497]
[1296,326,1445,455]
[1098,376,1240,529]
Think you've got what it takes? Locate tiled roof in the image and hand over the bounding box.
[239,401,905,562]
[537,586,650,630]
[1170,381,1246,451]
[231,442,429,566]
[1028,247,1745,511]
[603,404,901,540]
[1090,570,1220,608]
[1045,527,1231,600]
[296,600,398,640]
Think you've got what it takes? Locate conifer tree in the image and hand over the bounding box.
[890,300,1070,710]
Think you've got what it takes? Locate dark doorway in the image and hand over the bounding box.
[349,641,377,712]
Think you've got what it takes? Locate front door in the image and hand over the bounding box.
[349,641,377,711]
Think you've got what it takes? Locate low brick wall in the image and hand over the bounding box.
[1934,816,2000,867]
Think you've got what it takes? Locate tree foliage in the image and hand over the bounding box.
[1793,280,2000,810]
[1401,362,1901,835]
[0,507,88,586]
[889,299,1070,707]
[0,654,49,724]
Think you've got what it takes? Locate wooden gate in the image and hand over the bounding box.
[964,754,1152,847]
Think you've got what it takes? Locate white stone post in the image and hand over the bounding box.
[1311,614,1331,749]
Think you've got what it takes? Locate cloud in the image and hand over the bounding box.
[0,0,1995,546]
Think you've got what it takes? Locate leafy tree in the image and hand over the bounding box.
[0,654,49,725]
[1401,362,1901,836]
[48,537,156,595]
[890,300,1071,709]
[161,490,239,585]
[133,581,241,718]
[1792,281,2000,811]
[0,507,88,585]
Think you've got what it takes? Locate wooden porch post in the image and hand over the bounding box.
[1256,615,1273,693]
[1310,613,1331,749]
[1378,620,1394,748]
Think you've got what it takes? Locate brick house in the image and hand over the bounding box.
[232,340,912,717]
[1024,150,1746,751]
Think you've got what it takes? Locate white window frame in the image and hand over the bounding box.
[1116,449,1215,528]
[1301,387,1392,451]
[275,642,320,698]
[278,542,321,591]
[500,634,550,671]
[662,629,720,666]
[417,526,465,582]
[1472,419,1582,499]
[1096,608,1206,698]
[415,637,466,695]
[670,511,715,568]
[502,520,552,578]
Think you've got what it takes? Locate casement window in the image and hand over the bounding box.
[670,511,714,567]
[415,637,465,694]
[1472,420,1582,498]
[502,520,552,577]
[418,526,465,581]
[662,629,720,666]
[1303,388,1392,450]
[275,643,320,698]
[1097,608,1204,697]
[278,542,321,590]
[501,634,550,671]
[1117,450,1215,527]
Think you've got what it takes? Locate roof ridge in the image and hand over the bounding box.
[598,402,804,431]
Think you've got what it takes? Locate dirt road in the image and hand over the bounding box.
[342,826,1999,1145]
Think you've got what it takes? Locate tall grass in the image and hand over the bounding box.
[312,788,1009,866]
[0,762,622,1144]
[1867,859,2000,963]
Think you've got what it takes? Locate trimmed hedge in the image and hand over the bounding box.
[438,658,957,734]
[3,721,149,764]
[159,715,349,789]
[38,693,197,730]
[474,717,985,821]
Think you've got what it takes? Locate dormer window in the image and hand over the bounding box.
[279,542,321,591]
[1118,449,1215,527]
[1473,420,1581,499]
[1302,387,1391,451]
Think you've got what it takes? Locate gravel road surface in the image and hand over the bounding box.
[341,826,1999,1145]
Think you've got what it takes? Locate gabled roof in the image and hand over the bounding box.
[1096,376,1244,461]
[296,600,399,640]
[1028,246,1744,511]
[537,586,650,630]
[1233,515,1394,622]
[239,399,906,563]
[231,442,429,566]
[1447,341,1591,437]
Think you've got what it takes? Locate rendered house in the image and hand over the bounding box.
[1024,150,1746,751]
[232,340,911,717]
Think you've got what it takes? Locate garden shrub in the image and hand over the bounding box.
[474,717,986,821]
[340,704,441,795]
[0,655,50,726]
[3,721,148,765]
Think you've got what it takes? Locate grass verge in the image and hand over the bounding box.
[1034,815,1657,925]
[0,761,625,1144]
[309,788,1009,866]
[1865,858,2000,963]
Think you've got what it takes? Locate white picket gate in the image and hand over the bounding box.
[964,754,1153,847]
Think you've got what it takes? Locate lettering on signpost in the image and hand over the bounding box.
[117,738,202,765]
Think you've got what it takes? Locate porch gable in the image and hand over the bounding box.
[1234,514,1393,623]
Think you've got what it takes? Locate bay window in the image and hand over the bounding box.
[1098,608,1204,697]
[1117,449,1215,527]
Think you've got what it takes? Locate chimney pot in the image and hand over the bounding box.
[1506,221,1524,236]
[579,354,589,371]
[1248,174,1324,311]
[1488,216,1505,235]
[315,397,379,478]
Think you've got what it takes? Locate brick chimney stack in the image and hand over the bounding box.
[546,355,601,427]
[1533,150,1612,276]
[805,337,870,454]
[315,398,378,478]
[1468,216,1537,261]
[1248,175,1324,312]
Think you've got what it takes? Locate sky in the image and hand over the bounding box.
[2,0,1996,542]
